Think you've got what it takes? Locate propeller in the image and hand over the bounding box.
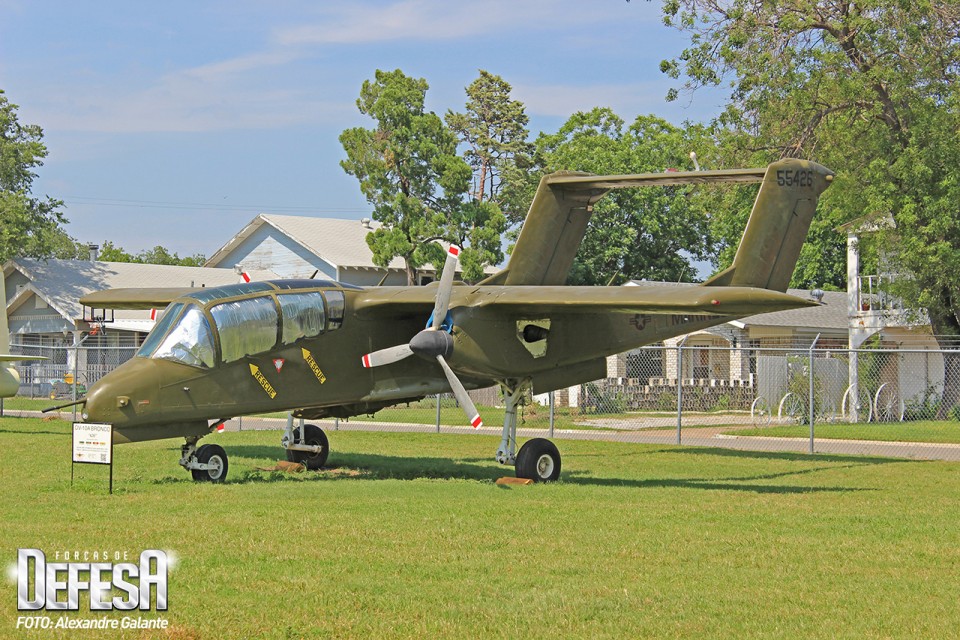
[361,246,483,428]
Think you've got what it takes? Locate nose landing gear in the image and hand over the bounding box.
[179,433,229,483]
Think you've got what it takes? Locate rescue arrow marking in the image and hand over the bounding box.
[301,348,327,384]
[249,363,278,399]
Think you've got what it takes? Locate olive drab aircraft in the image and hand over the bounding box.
[60,158,834,483]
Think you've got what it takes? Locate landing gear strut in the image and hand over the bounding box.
[496,380,562,483]
[180,435,229,483]
[281,414,329,470]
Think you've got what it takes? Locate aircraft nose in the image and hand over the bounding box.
[83,357,160,425]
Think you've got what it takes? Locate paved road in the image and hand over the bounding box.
[223,415,960,462]
[9,409,960,462]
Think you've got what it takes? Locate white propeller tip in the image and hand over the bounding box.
[448,245,460,257]
[471,415,482,428]
[361,354,372,368]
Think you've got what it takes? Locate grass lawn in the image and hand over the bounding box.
[3,415,960,638]
[732,420,960,444]
[253,402,626,431]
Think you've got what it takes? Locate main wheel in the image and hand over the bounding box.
[285,424,329,470]
[191,444,228,483]
[515,438,561,483]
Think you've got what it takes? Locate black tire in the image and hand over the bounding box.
[515,438,561,483]
[191,444,228,483]
[285,424,329,470]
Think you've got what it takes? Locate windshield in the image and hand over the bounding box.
[137,302,185,358]
[143,304,215,368]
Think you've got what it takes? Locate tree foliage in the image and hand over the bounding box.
[659,1,960,316]
[95,240,205,266]
[0,90,67,263]
[512,107,715,285]
[340,69,503,284]
[445,70,533,211]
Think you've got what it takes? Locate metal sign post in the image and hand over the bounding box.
[72,422,114,494]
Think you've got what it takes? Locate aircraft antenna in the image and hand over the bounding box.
[690,151,701,172]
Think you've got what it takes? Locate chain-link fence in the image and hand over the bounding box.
[7,341,960,461]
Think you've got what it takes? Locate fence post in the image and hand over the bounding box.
[72,339,80,423]
[808,333,820,454]
[436,393,441,433]
[677,336,688,445]
[548,390,555,438]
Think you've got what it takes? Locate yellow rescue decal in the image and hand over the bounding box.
[301,348,327,384]
[249,364,278,399]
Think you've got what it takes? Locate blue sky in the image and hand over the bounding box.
[0,0,725,257]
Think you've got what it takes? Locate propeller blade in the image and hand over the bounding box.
[435,355,483,428]
[361,343,414,368]
[431,245,460,331]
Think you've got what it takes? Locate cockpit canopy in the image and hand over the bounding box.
[137,286,346,369]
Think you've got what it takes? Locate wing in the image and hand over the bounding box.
[80,288,200,310]
[0,354,46,362]
[481,167,767,287]
[353,283,816,318]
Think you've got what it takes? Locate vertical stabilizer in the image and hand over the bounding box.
[704,159,834,292]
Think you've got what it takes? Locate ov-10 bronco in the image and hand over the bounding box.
[64,158,833,483]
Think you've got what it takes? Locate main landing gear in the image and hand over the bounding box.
[281,414,329,470]
[497,380,562,483]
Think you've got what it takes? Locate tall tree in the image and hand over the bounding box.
[341,69,494,284]
[515,108,714,285]
[446,70,533,208]
[0,90,67,263]
[660,0,960,408]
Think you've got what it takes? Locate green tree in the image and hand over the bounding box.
[518,108,715,285]
[340,70,470,284]
[136,245,205,266]
[660,0,960,410]
[446,70,533,208]
[0,90,67,262]
[94,240,204,266]
[97,240,136,263]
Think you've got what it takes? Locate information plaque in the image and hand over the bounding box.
[72,422,113,465]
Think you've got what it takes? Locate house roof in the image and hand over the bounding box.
[625,281,847,330]
[5,259,277,324]
[204,213,499,275]
[743,288,847,329]
[205,214,406,271]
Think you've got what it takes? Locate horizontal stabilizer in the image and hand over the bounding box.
[483,167,768,287]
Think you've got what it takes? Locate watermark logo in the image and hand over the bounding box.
[16,549,168,611]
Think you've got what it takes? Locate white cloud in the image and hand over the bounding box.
[273,0,653,46]
[29,74,351,134]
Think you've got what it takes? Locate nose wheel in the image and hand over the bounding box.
[180,436,229,483]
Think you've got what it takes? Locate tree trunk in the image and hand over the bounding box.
[404,259,417,286]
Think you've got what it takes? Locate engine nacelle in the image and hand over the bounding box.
[0,365,20,398]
